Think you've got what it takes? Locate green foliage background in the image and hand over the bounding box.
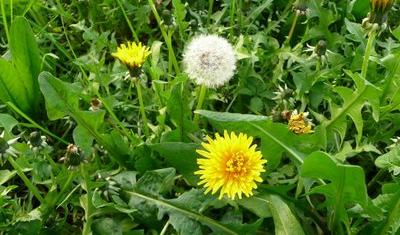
[0,0,400,234]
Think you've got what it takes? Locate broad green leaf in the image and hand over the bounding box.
[322,71,382,142]
[237,195,272,218]
[301,151,371,232]
[197,110,324,169]
[10,17,42,109]
[151,142,199,185]
[0,114,18,133]
[375,146,400,175]
[0,59,31,112]
[267,194,305,235]
[38,72,80,120]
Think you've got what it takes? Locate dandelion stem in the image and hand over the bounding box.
[0,0,10,43]
[207,0,214,25]
[160,220,171,235]
[7,157,44,203]
[193,84,207,125]
[361,28,377,78]
[148,0,180,74]
[135,79,150,138]
[96,93,138,145]
[286,11,299,45]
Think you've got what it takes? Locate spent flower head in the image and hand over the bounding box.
[288,110,314,134]
[293,0,309,15]
[195,131,267,200]
[112,41,151,75]
[59,144,85,169]
[183,35,236,88]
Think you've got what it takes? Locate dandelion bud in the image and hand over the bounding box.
[315,40,327,57]
[183,35,236,88]
[364,0,394,29]
[27,131,47,152]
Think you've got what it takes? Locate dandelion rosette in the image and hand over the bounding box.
[112,42,151,74]
[183,35,236,88]
[288,110,314,134]
[195,131,267,200]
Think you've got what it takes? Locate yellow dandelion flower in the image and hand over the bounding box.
[112,42,151,71]
[288,110,314,134]
[195,131,267,200]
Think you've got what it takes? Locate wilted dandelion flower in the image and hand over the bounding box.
[195,131,267,200]
[288,110,314,134]
[183,35,236,88]
[363,0,394,29]
[112,42,151,74]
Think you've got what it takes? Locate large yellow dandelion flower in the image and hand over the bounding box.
[195,131,267,200]
[288,110,314,134]
[112,42,151,70]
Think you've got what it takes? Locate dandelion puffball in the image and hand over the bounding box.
[183,35,236,88]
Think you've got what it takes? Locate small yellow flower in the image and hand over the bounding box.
[288,110,314,134]
[112,42,151,70]
[195,131,267,200]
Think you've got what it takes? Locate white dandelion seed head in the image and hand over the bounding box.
[183,34,236,88]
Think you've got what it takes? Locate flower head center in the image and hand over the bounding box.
[225,151,247,176]
[0,137,9,154]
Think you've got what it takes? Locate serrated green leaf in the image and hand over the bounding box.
[323,71,382,142]
[375,146,400,175]
[301,151,372,232]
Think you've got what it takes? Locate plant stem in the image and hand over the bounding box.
[7,102,69,145]
[148,0,180,74]
[116,0,138,41]
[135,79,150,138]
[0,0,10,43]
[160,220,171,235]
[7,157,44,203]
[286,11,299,45]
[229,0,236,39]
[207,0,214,25]
[361,29,377,78]
[96,92,137,145]
[193,84,207,125]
